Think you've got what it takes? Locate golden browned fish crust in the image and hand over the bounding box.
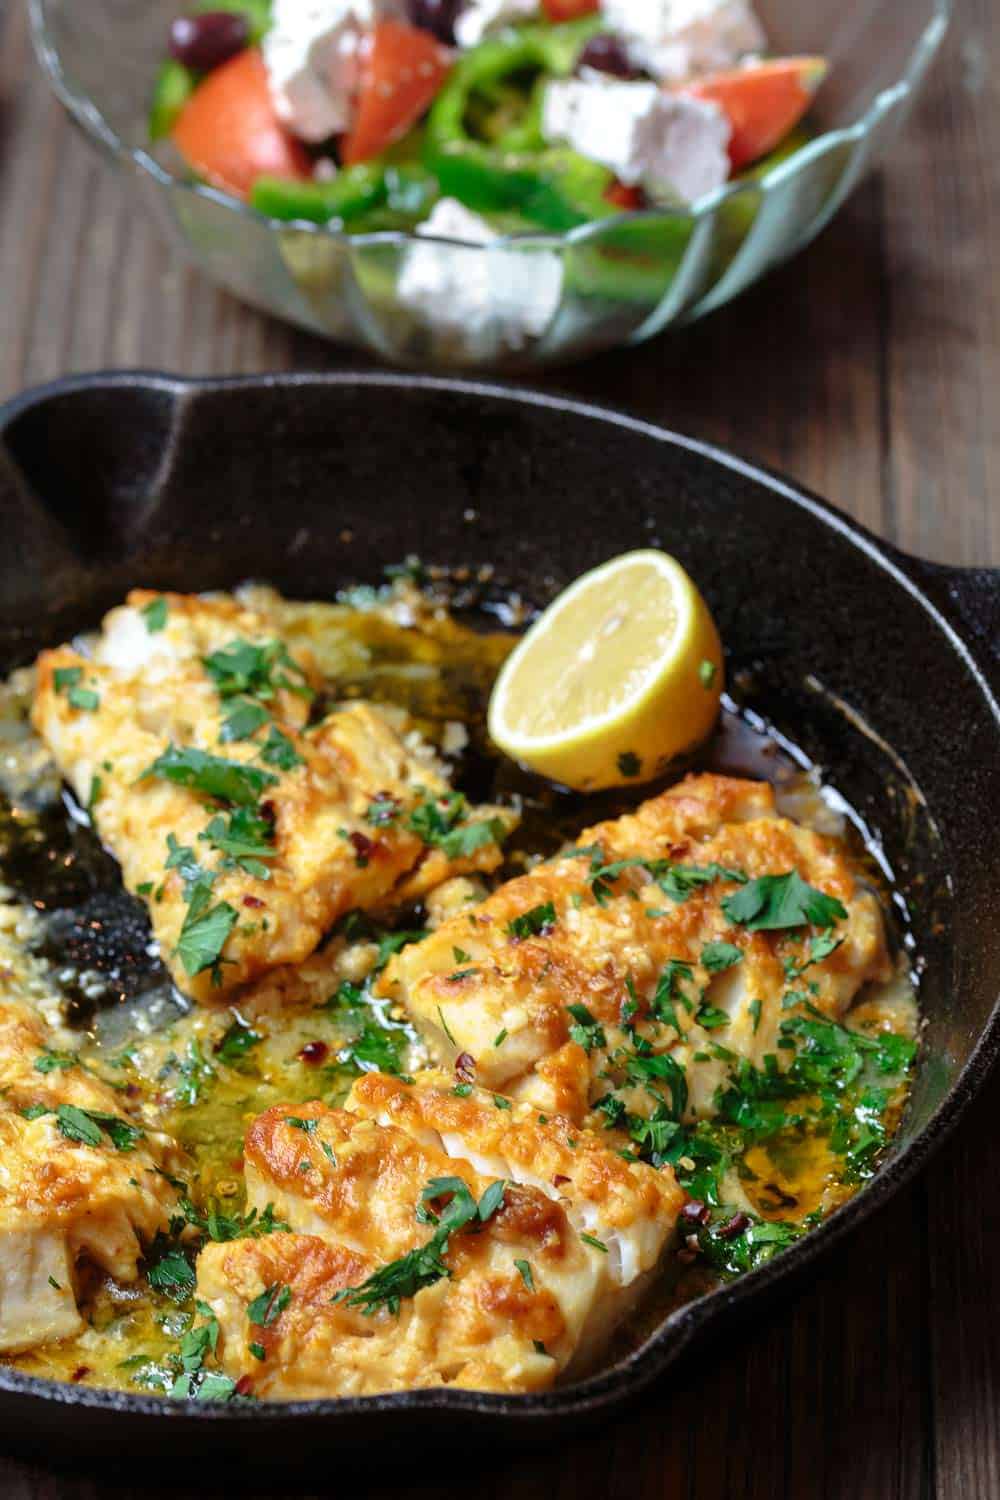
[205,1098,610,1395]
[0,999,180,1353]
[374,774,891,1124]
[31,590,515,1003]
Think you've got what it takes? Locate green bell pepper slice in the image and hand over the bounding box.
[251,164,389,224]
[149,60,198,142]
[424,19,617,230]
[251,161,439,230]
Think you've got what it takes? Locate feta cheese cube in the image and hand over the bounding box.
[263,0,406,144]
[542,77,731,204]
[601,0,767,83]
[454,0,541,50]
[397,198,563,359]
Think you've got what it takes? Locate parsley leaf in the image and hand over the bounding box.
[514,1259,535,1291]
[247,1283,292,1327]
[199,808,275,878]
[34,1048,78,1074]
[146,1237,196,1301]
[56,1103,142,1151]
[566,1002,606,1054]
[701,941,743,972]
[507,902,556,940]
[176,888,238,979]
[407,792,507,860]
[141,596,169,633]
[722,872,848,932]
[258,726,304,770]
[214,1016,262,1065]
[219,698,270,743]
[142,744,278,807]
[202,638,312,703]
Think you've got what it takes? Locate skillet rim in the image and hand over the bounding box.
[0,368,996,1428]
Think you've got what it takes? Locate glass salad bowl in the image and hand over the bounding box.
[31,0,950,370]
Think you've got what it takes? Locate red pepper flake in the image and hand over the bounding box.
[124,1082,141,1099]
[552,1173,571,1187]
[234,1374,255,1397]
[716,1212,752,1241]
[298,1040,329,1065]
[680,1199,710,1227]
[349,830,378,866]
[71,1365,91,1382]
[243,894,265,909]
[454,1052,477,1084]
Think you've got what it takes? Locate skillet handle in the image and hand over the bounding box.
[900,557,1000,694]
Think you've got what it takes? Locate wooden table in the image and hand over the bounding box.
[1,2,997,1496]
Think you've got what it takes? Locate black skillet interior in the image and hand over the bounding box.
[0,372,997,1465]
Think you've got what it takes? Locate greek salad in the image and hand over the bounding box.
[151,1,827,237]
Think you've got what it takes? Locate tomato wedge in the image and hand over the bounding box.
[171,48,309,199]
[341,21,451,167]
[685,57,827,172]
[542,0,599,19]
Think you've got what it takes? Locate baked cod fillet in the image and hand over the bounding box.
[194,1092,681,1398]
[0,999,180,1353]
[31,590,515,1003]
[374,774,892,1125]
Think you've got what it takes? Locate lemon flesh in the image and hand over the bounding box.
[488,550,723,791]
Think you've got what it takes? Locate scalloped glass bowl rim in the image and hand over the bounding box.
[29,0,951,254]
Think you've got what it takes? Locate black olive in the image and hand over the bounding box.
[168,11,250,72]
[578,34,647,81]
[408,0,462,45]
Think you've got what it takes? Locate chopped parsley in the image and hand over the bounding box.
[699,659,717,688]
[55,1103,142,1152]
[141,596,169,633]
[696,1004,731,1031]
[142,744,278,807]
[366,793,400,827]
[514,1259,535,1291]
[214,1016,262,1065]
[407,791,507,860]
[566,1002,606,1054]
[580,1233,608,1253]
[219,698,269,743]
[176,886,238,980]
[722,871,848,932]
[54,666,99,711]
[334,1176,506,1317]
[586,850,746,908]
[146,1238,196,1302]
[507,902,556,940]
[202,638,312,704]
[701,941,743,972]
[247,1283,292,1328]
[175,1038,215,1107]
[258,726,304,770]
[34,1047,78,1074]
[199,807,275,878]
[181,1199,288,1242]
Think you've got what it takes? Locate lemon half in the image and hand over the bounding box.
[488,549,723,790]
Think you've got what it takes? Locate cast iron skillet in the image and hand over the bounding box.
[0,372,997,1466]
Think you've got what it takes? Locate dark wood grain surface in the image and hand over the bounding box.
[1,1,997,1495]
